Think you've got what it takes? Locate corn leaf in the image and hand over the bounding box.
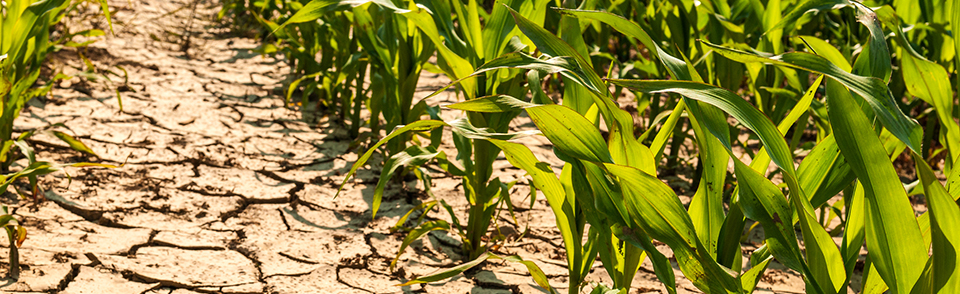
[955,0,960,103]
[740,256,773,293]
[874,7,960,164]
[949,156,960,198]
[398,246,486,286]
[49,131,98,157]
[336,120,446,198]
[602,163,740,293]
[444,95,537,113]
[607,80,795,171]
[701,41,923,154]
[486,139,578,275]
[390,220,450,271]
[841,182,867,284]
[826,79,926,294]
[613,79,845,292]
[913,153,960,293]
[732,159,803,271]
[797,36,852,71]
[371,146,442,218]
[526,105,612,164]
[769,0,849,33]
[277,0,407,30]
[490,254,556,293]
[404,5,477,99]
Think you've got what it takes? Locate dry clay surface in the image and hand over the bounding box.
[1,0,809,293]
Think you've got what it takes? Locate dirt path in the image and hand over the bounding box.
[1,1,807,293]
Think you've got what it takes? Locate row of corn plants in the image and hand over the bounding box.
[1,0,117,280]
[227,0,960,292]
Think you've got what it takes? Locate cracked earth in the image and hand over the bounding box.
[0,0,810,293]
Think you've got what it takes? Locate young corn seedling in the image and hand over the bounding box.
[1,0,117,279]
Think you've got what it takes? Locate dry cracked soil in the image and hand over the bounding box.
[0,0,811,293]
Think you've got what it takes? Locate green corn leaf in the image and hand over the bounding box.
[558,161,595,286]
[948,156,960,198]
[96,0,114,34]
[404,5,477,99]
[556,8,695,81]
[444,95,537,113]
[396,237,487,285]
[826,79,926,294]
[418,52,582,106]
[874,6,960,164]
[797,135,857,207]
[611,223,677,294]
[489,254,557,293]
[391,200,437,233]
[275,0,338,29]
[608,80,795,173]
[588,284,621,294]
[614,79,845,292]
[607,121,656,174]
[555,9,658,61]
[788,181,847,294]
[733,159,804,272]
[769,0,850,33]
[526,105,612,164]
[445,118,539,141]
[371,146,442,218]
[451,0,482,59]
[556,3,595,115]
[2,0,67,63]
[841,182,867,284]
[862,259,890,293]
[649,102,685,161]
[526,70,552,105]
[336,120,446,198]
[485,139,578,274]
[716,204,746,271]
[701,41,923,154]
[505,6,629,133]
[390,220,450,271]
[899,52,959,163]
[480,0,551,61]
[740,256,773,293]
[685,103,729,258]
[13,140,36,165]
[0,159,117,194]
[285,71,323,105]
[339,117,535,206]
[49,131,98,157]
[955,0,960,103]
[751,75,824,186]
[602,162,740,293]
[580,163,630,229]
[277,0,408,30]
[849,3,892,82]
[913,152,960,292]
[762,0,784,54]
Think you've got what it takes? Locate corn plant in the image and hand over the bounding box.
[236,0,960,292]
[1,0,116,280]
[480,3,958,294]
[247,0,426,143]
[357,2,959,294]
[1,0,115,168]
[337,0,559,273]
